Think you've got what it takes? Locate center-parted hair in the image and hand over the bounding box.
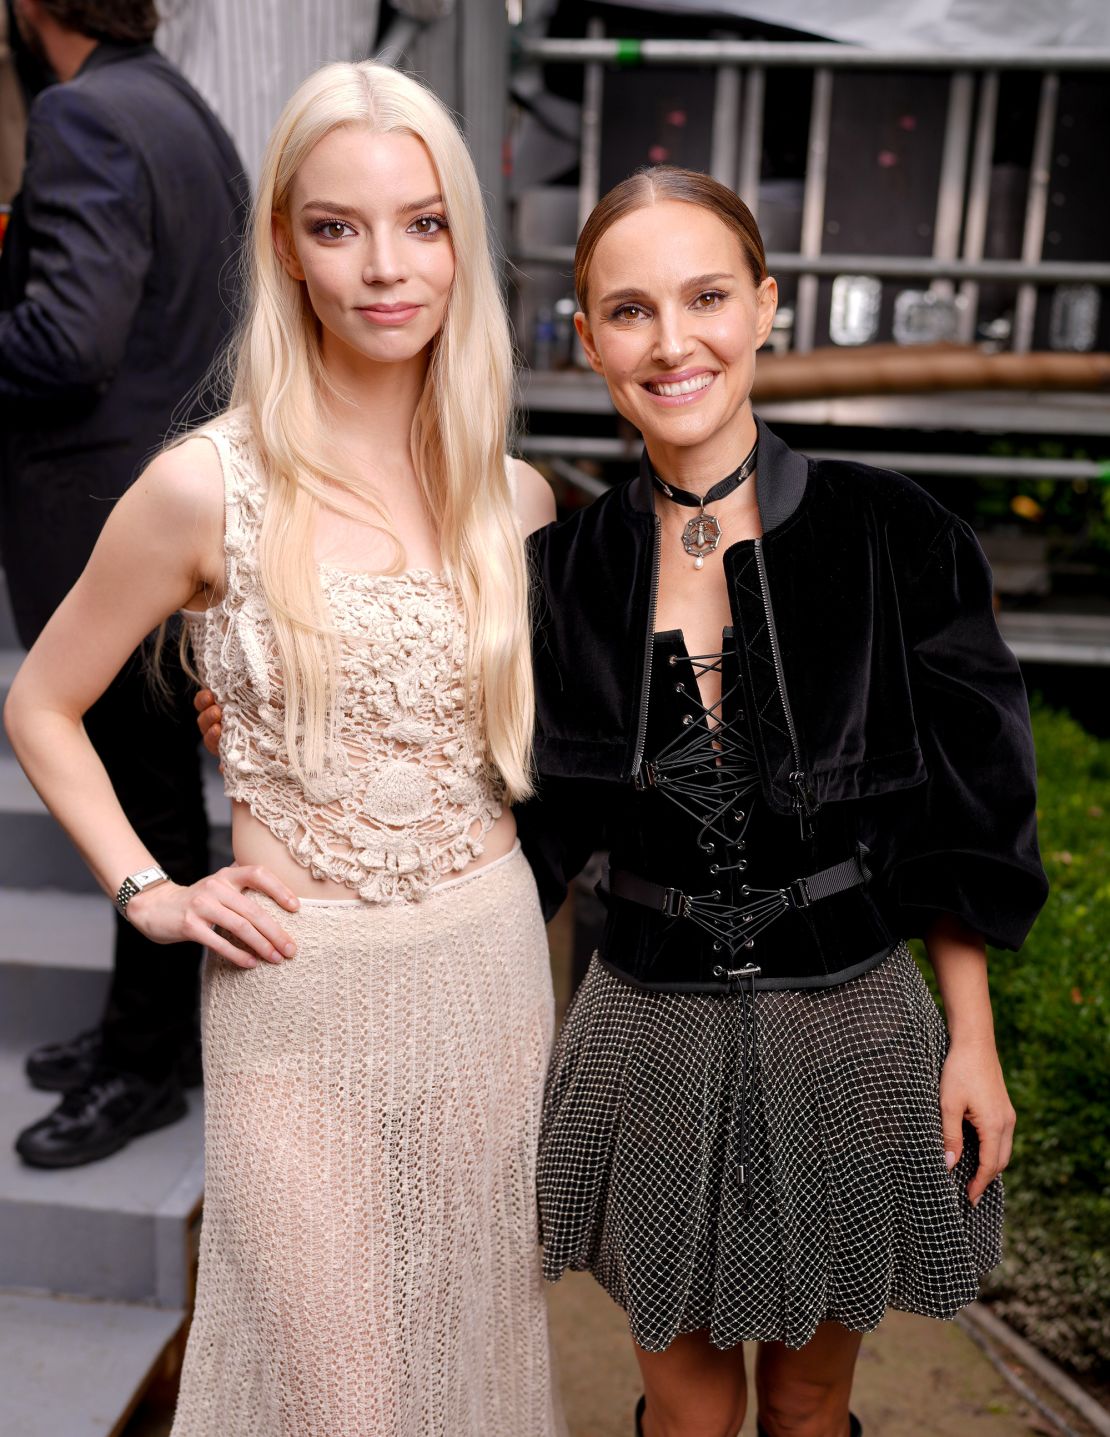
[227,62,534,801]
[575,166,768,313]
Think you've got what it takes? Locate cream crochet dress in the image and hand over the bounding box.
[173,414,562,1436]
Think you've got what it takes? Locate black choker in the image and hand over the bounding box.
[651,439,758,570]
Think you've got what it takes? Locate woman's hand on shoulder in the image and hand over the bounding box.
[510,458,556,537]
[195,688,224,758]
[125,863,301,968]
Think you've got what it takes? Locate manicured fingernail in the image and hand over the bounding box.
[971,1195,980,1207]
[945,1150,957,1170]
[284,943,296,957]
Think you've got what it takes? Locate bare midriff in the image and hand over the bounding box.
[228,800,519,900]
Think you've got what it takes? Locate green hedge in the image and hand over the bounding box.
[974,701,1110,1376]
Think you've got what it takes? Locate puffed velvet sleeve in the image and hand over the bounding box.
[880,516,1048,949]
[514,521,610,922]
[514,776,606,924]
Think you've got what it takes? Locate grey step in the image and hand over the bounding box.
[0,891,114,1047]
[999,609,1110,667]
[0,1290,185,1437]
[0,579,18,650]
[0,1049,204,1306]
[0,648,23,758]
[0,753,231,892]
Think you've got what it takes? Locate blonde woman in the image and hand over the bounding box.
[5,62,562,1436]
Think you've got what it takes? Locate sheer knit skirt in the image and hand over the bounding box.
[171,845,563,1437]
[538,941,1003,1354]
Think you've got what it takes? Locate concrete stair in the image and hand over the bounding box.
[0,1291,185,1437]
[0,594,225,1434]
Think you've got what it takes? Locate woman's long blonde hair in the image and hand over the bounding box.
[227,61,533,800]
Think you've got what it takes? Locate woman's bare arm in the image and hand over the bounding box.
[511,457,557,536]
[926,913,1016,1205]
[4,437,300,966]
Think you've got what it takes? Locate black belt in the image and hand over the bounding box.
[609,850,869,922]
[607,847,871,1209]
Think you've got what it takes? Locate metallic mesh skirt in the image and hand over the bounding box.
[537,942,1003,1353]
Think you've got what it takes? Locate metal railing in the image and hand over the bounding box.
[513,30,1110,354]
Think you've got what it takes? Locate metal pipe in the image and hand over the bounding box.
[958,70,1000,342]
[577,17,605,237]
[738,66,765,214]
[932,72,975,299]
[547,457,611,499]
[794,68,833,353]
[520,436,1110,481]
[513,246,1110,285]
[1014,71,1060,353]
[375,17,422,67]
[959,1305,1110,1437]
[519,435,636,460]
[518,38,1110,70]
[710,63,742,188]
[805,451,1110,480]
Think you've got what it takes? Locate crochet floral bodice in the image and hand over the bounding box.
[182,412,504,903]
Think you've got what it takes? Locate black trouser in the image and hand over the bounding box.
[81,635,210,1082]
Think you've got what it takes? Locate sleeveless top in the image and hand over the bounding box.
[181,411,506,903]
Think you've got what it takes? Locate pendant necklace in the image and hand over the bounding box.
[651,438,758,570]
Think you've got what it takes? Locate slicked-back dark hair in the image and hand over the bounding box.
[575,165,767,312]
[39,0,158,43]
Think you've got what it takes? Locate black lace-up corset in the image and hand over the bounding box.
[596,631,896,992]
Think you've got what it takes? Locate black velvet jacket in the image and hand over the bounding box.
[517,419,1048,984]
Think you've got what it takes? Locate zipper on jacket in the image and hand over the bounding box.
[753,537,817,839]
[631,515,661,781]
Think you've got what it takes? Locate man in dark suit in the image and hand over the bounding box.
[0,0,248,1166]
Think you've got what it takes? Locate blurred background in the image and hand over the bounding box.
[0,2,1107,1435]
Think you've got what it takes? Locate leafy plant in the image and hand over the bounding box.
[929,702,1110,1375]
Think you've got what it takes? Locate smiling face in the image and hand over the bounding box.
[576,199,777,474]
[274,126,455,373]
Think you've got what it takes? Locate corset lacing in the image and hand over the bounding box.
[653,647,763,1206]
[647,648,815,956]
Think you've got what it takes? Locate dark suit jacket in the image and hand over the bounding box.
[0,41,248,644]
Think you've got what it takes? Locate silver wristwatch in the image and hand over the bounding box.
[115,865,170,915]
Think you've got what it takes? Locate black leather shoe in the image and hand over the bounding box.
[759,1418,860,1437]
[25,1027,103,1092]
[15,1070,188,1168]
[25,1028,203,1093]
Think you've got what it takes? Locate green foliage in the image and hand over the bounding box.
[977,438,1110,560]
[977,702,1110,1375]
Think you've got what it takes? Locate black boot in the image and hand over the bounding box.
[25,1027,105,1092]
[26,1026,203,1092]
[15,1068,187,1168]
[758,1418,861,1437]
[635,1394,646,1435]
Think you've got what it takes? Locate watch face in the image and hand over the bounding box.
[132,866,166,888]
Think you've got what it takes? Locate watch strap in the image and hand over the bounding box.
[115,865,170,914]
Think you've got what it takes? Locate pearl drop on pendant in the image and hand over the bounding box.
[694,555,704,570]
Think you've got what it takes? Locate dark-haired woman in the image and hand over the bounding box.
[524,168,1047,1437]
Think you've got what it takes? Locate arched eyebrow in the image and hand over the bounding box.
[300,199,361,216]
[597,272,735,307]
[298,194,445,217]
[398,193,444,215]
